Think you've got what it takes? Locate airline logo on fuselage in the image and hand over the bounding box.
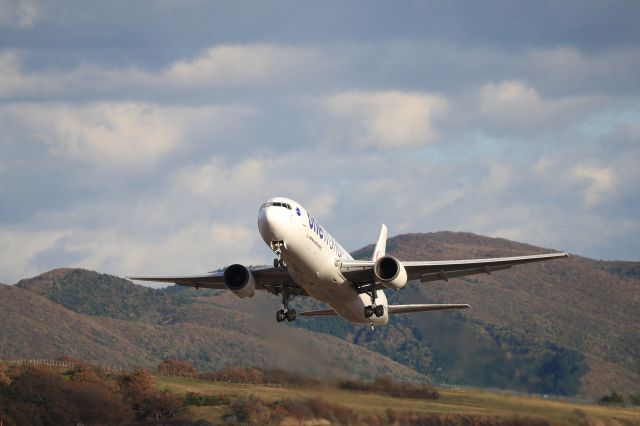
[307,213,345,258]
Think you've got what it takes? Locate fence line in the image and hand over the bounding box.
[0,359,126,373]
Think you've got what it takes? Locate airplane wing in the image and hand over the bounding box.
[338,252,568,284]
[299,303,470,317]
[128,265,307,296]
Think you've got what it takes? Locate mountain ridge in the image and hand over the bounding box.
[3,277,425,382]
[4,231,639,399]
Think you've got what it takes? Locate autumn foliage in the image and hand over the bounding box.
[156,359,197,377]
[198,365,320,386]
[0,365,183,426]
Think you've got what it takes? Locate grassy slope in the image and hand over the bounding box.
[0,282,425,382]
[155,376,640,426]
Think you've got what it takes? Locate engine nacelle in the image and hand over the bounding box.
[223,264,256,298]
[374,256,407,290]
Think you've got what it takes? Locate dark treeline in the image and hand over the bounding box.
[338,376,440,400]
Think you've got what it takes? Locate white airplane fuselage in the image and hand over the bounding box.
[258,197,388,325]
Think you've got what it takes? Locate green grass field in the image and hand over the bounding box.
[155,376,640,425]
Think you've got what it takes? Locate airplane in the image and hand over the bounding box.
[130,197,568,326]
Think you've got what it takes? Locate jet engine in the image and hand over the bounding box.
[223,264,256,298]
[374,256,407,290]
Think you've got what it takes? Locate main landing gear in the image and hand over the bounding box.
[276,285,297,323]
[276,309,296,322]
[363,285,384,319]
[364,305,384,318]
[271,241,286,269]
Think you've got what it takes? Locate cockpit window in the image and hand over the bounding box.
[260,202,292,210]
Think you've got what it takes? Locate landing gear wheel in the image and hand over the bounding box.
[276,285,297,323]
[285,309,297,322]
[274,258,280,268]
[374,305,384,317]
[364,305,374,318]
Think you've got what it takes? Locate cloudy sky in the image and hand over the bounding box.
[1,0,639,283]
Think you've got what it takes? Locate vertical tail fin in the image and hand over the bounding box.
[372,224,388,261]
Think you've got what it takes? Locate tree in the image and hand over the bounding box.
[598,392,624,405]
[157,359,197,377]
[117,369,183,421]
[0,366,131,425]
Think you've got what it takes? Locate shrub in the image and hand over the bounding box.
[157,359,197,377]
[184,392,231,406]
[338,376,439,400]
[0,366,132,426]
[0,369,10,385]
[198,365,319,387]
[598,392,624,405]
[199,365,264,384]
[118,369,183,421]
[228,394,273,424]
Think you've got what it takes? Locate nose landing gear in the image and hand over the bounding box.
[271,241,287,269]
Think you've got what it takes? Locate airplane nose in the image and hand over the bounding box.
[258,208,269,235]
[258,207,280,242]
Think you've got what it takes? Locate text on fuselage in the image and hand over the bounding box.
[307,213,345,258]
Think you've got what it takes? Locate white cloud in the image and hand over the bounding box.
[0,229,66,283]
[166,44,324,86]
[0,51,54,98]
[324,91,448,148]
[0,45,326,101]
[0,102,246,167]
[477,80,603,133]
[68,222,261,277]
[306,193,337,218]
[0,0,40,28]
[0,222,263,283]
[479,162,512,195]
[176,157,266,197]
[571,164,615,207]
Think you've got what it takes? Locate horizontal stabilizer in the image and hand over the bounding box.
[387,303,470,314]
[299,308,337,316]
[299,303,470,317]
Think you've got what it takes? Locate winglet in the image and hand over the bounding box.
[372,224,388,261]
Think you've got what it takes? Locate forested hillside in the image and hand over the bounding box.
[2,272,424,382]
[4,232,639,399]
[297,232,639,398]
